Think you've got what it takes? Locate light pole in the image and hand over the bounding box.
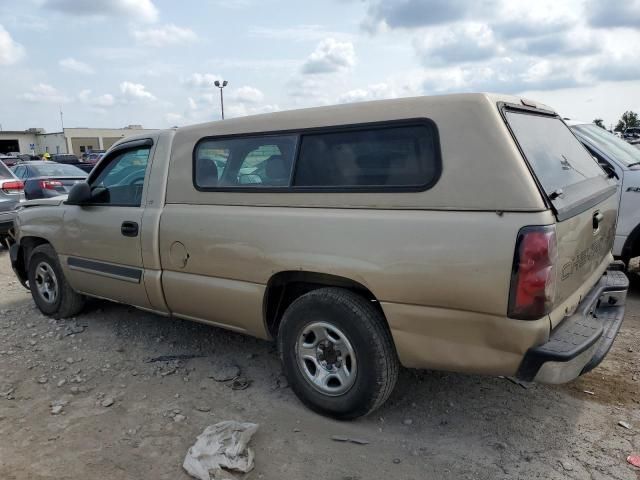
[214,80,228,119]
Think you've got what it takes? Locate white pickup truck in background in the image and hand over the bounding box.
[569,120,640,267]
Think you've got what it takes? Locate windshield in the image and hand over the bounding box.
[32,164,86,177]
[572,124,640,167]
[505,111,605,196]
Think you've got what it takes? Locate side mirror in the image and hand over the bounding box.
[66,182,91,205]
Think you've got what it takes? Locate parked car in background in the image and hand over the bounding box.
[11,162,86,200]
[66,162,95,174]
[0,155,20,167]
[0,160,24,244]
[569,120,640,266]
[50,154,80,164]
[8,94,628,419]
[623,127,640,145]
[86,152,104,164]
[17,154,41,162]
[82,150,105,162]
[49,153,95,174]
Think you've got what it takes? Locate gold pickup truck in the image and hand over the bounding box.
[9,93,628,419]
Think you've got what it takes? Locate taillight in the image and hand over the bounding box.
[39,180,63,190]
[508,225,557,320]
[1,180,24,194]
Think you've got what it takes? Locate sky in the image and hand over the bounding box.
[0,0,639,132]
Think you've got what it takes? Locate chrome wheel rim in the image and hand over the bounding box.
[34,262,58,304]
[295,321,357,396]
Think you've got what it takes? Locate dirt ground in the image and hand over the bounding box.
[0,246,638,480]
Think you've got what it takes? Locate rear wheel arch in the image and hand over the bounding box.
[277,286,399,418]
[263,270,387,339]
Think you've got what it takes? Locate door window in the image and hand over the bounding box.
[89,146,151,206]
[194,135,297,188]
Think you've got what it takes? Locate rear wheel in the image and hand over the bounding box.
[278,288,398,419]
[27,244,85,319]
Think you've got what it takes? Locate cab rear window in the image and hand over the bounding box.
[505,112,605,196]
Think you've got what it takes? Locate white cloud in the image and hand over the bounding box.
[209,0,254,9]
[132,24,197,47]
[165,112,184,125]
[586,0,640,28]
[249,25,352,42]
[119,81,156,101]
[417,56,588,96]
[231,86,264,104]
[182,72,223,89]
[44,0,158,23]
[78,89,115,107]
[414,23,501,65]
[286,76,338,107]
[362,0,499,33]
[95,93,116,107]
[59,57,95,74]
[0,24,25,66]
[18,83,69,103]
[226,103,280,118]
[338,83,396,103]
[167,85,274,126]
[1,14,47,32]
[301,38,356,74]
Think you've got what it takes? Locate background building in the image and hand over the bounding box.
[0,125,156,155]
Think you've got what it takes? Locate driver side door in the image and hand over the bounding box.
[60,139,153,308]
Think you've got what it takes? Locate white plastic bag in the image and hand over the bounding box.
[183,421,259,480]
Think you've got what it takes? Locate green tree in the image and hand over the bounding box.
[593,118,605,129]
[614,111,639,132]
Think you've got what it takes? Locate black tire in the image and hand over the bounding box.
[278,288,399,420]
[27,244,85,319]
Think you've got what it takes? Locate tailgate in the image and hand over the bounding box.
[503,105,619,323]
[554,189,617,309]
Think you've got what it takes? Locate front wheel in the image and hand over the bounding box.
[27,244,85,319]
[278,288,399,420]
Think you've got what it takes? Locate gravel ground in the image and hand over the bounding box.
[0,245,639,480]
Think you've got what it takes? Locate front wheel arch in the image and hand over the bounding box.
[12,236,50,286]
[26,243,85,319]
